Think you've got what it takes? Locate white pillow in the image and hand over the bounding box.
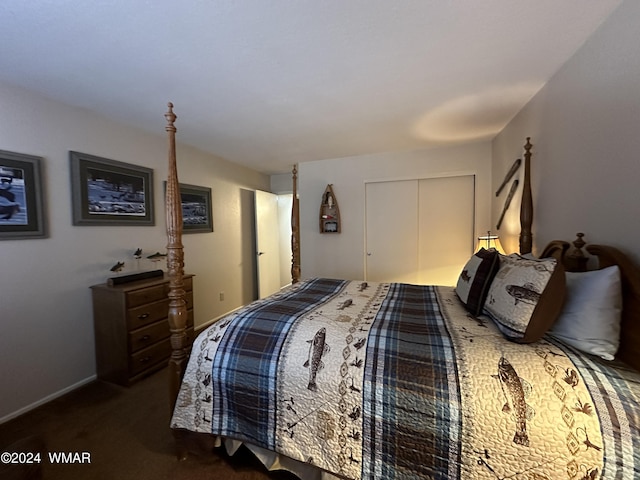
[549,265,622,360]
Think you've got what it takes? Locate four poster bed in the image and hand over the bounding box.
[162,104,640,479]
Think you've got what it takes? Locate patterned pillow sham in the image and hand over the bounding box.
[484,253,566,343]
[455,248,500,315]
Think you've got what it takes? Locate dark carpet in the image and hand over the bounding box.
[0,368,299,480]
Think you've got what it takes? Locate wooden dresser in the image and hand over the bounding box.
[90,274,194,386]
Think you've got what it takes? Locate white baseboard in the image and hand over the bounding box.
[0,374,97,425]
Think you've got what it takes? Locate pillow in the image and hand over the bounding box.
[484,253,565,343]
[548,265,622,360]
[455,248,500,315]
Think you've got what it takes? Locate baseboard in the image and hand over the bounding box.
[0,375,97,425]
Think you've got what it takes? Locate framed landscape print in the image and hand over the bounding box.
[0,149,47,240]
[70,151,154,226]
[164,182,213,233]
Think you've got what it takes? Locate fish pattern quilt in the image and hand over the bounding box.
[171,278,640,479]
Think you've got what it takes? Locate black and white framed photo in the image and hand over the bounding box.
[70,151,154,226]
[0,149,47,240]
[165,182,213,233]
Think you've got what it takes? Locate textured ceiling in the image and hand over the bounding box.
[0,1,623,174]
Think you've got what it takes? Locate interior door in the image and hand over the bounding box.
[255,190,282,299]
[365,180,419,283]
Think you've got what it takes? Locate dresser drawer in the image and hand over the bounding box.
[126,292,193,330]
[129,327,195,376]
[129,309,194,353]
[129,320,170,353]
[127,284,167,308]
[127,298,169,330]
[130,339,172,376]
[127,276,193,308]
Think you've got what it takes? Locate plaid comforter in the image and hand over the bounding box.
[171,278,640,479]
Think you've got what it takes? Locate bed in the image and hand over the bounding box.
[161,104,640,479]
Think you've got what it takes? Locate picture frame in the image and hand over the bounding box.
[0,149,47,240]
[70,151,154,226]
[164,182,213,233]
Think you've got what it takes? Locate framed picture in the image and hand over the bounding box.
[70,151,154,226]
[165,182,213,233]
[0,149,47,240]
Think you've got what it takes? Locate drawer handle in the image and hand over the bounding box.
[137,313,150,320]
[139,356,151,364]
[140,335,151,342]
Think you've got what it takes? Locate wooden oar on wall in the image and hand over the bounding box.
[496,179,519,230]
[495,158,521,197]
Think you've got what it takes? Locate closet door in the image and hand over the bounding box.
[365,175,474,285]
[365,180,419,283]
[418,175,475,285]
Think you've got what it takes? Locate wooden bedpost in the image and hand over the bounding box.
[291,164,301,283]
[519,137,533,254]
[164,103,188,414]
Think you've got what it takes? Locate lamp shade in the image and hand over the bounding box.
[476,232,505,254]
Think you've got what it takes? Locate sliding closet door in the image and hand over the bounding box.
[365,180,419,283]
[365,175,474,285]
[418,175,475,285]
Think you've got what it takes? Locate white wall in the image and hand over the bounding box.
[0,82,269,421]
[492,0,640,263]
[298,142,493,280]
[270,172,294,195]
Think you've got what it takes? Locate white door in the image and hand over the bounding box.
[255,190,282,299]
[418,175,475,285]
[365,180,419,283]
[365,175,474,285]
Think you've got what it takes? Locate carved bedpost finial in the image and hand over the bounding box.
[565,232,588,272]
[165,102,177,132]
